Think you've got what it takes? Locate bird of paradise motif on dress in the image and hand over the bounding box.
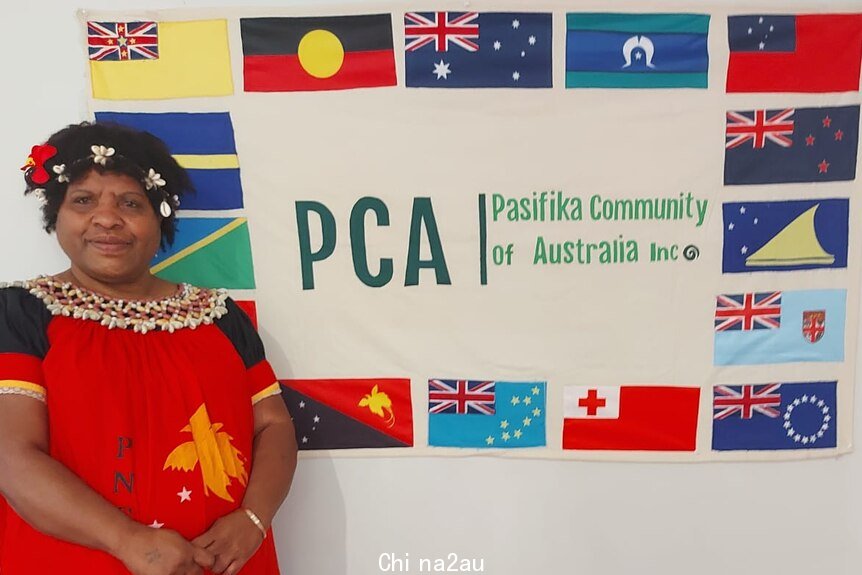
[359,384,396,427]
[163,403,248,502]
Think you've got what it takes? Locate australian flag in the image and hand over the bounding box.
[713,382,837,450]
[724,105,859,185]
[404,12,552,88]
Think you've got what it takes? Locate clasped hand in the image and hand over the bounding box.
[120,509,265,575]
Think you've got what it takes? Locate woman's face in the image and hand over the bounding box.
[55,169,162,285]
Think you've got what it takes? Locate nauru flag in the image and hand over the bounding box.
[240,15,396,91]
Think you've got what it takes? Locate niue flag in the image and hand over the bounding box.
[240,15,397,91]
[281,378,413,449]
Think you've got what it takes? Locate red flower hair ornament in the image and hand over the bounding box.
[21,144,58,185]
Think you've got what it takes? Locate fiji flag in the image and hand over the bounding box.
[566,13,710,88]
[404,12,552,88]
[724,105,859,185]
[713,382,837,450]
[95,112,244,210]
[722,199,849,273]
[714,289,846,365]
[428,380,546,448]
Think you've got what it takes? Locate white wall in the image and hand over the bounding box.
[2,2,860,574]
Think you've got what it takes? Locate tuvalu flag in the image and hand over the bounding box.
[724,105,859,185]
[714,289,846,365]
[151,217,256,289]
[566,13,710,88]
[722,199,849,273]
[88,19,233,100]
[281,378,413,449]
[95,112,244,210]
[726,14,862,93]
[427,380,546,448]
[240,15,396,92]
[712,382,837,451]
[563,385,699,451]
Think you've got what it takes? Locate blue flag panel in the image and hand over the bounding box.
[713,382,837,451]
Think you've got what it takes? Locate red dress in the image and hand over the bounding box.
[0,277,282,574]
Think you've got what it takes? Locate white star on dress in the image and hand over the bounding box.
[177,487,192,503]
[313,415,320,423]
[433,60,451,80]
[493,40,501,51]
[512,19,520,29]
[739,206,746,214]
[512,71,520,81]
[299,401,305,409]
[528,35,536,45]
[302,436,308,444]
[741,246,748,255]
[149,520,164,529]
[759,41,765,50]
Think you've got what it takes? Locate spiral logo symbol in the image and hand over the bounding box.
[682,245,700,261]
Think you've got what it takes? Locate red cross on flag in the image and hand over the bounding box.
[563,385,700,451]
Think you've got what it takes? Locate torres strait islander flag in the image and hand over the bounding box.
[240,15,397,91]
[726,14,862,93]
[563,385,700,451]
[281,378,413,449]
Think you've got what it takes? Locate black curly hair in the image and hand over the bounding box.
[22,121,195,248]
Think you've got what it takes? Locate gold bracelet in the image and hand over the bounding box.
[243,507,267,539]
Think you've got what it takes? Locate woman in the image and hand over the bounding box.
[0,122,298,575]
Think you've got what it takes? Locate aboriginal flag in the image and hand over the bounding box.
[240,15,396,91]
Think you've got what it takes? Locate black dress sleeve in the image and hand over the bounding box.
[0,286,53,402]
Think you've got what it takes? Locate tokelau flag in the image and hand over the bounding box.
[240,15,396,91]
[566,13,710,88]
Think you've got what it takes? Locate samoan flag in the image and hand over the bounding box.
[95,112,244,210]
[428,380,546,448]
[712,382,837,451]
[566,13,710,88]
[404,12,552,88]
[722,199,848,273]
[714,289,846,365]
[724,105,859,185]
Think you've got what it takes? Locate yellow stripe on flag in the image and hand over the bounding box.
[151,218,247,274]
[90,20,233,100]
[173,154,240,170]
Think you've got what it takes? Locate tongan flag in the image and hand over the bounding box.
[428,380,546,448]
[566,13,710,88]
[724,105,859,185]
[281,378,413,449]
[404,12,552,88]
[713,382,837,450]
[714,289,846,365]
[151,217,256,289]
[722,199,849,273]
[95,112,244,210]
[241,15,396,92]
[727,14,862,93]
[563,386,699,451]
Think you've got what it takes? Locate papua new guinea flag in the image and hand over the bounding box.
[95,112,244,210]
[566,13,710,88]
[404,12,552,88]
[712,382,837,450]
[722,199,849,273]
[151,217,256,289]
[714,289,846,365]
[240,15,396,91]
[281,378,413,449]
[726,14,862,93]
[724,105,859,185]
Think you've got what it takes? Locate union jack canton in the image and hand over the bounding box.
[88,21,159,61]
[428,379,495,415]
[713,384,782,420]
[725,108,794,149]
[404,12,479,52]
[714,292,782,332]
